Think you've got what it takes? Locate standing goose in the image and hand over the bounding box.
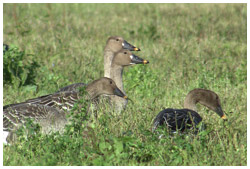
[152,89,227,133]
[109,49,149,111]
[58,36,140,92]
[3,77,126,143]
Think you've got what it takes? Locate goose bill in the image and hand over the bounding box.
[130,54,149,64]
[114,87,127,99]
[215,106,227,120]
[122,40,140,51]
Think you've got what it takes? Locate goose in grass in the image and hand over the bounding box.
[58,36,140,92]
[7,77,128,112]
[108,49,149,111]
[3,77,127,143]
[152,89,227,133]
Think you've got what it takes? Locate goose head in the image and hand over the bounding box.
[112,49,149,67]
[86,77,127,99]
[184,89,227,120]
[105,36,140,53]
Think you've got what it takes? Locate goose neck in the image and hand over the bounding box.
[183,95,198,111]
[104,50,114,78]
[110,65,124,93]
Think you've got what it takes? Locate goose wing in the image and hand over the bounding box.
[152,108,202,132]
[3,103,63,132]
[25,91,80,111]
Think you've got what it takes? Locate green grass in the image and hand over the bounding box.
[3,3,247,166]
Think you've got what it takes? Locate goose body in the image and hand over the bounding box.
[4,103,67,135]
[152,108,202,133]
[152,89,227,133]
[3,77,127,143]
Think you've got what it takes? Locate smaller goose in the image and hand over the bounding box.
[9,77,127,112]
[3,77,127,143]
[109,49,149,111]
[58,36,140,92]
[152,89,227,133]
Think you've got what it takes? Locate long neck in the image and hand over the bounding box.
[104,49,114,78]
[183,94,198,111]
[110,64,125,93]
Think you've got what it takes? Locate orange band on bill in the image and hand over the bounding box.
[221,114,227,119]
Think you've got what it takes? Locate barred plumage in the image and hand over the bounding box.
[25,91,81,111]
[152,108,202,132]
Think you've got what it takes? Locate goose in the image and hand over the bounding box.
[58,36,140,92]
[152,89,227,133]
[9,77,127,112]
[109,49,149,111]
[3,77,127,143]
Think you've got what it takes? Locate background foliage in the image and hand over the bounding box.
[3,3,247,166]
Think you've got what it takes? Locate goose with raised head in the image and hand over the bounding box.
[152,89,227,133]
[109,49,149,111]
[3,77,127,143]
[58,36,140,92]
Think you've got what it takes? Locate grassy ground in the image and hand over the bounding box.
[3,3,247,166]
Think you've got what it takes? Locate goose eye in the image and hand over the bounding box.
[116,39,119,41]
[110,81,113,84]
[124,52,127,54]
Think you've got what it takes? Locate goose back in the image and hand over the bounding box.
[57,83,86,92]
[152,108,202,133]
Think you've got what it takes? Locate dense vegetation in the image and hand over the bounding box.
[3,3,247,166]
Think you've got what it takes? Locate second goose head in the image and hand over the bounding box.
[112,49,149,67]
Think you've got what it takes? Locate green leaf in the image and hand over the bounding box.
[114,141,123,155]
[99,141,111,153]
